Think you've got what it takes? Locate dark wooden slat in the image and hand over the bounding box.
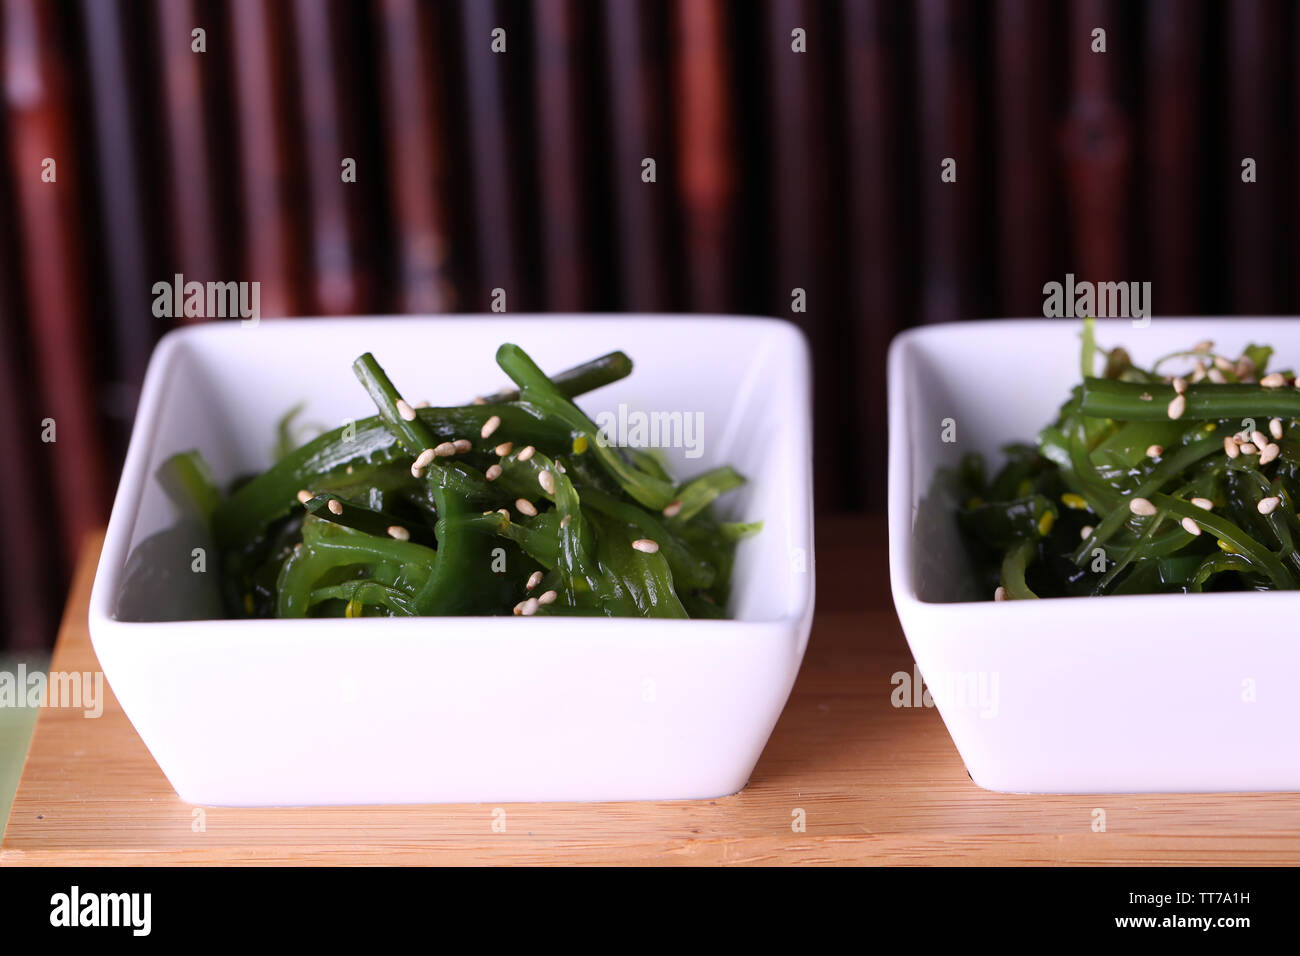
[227,0,301,318]
[375,0,455,314]
[1,0,108,568]
[672,0,737,314]
[602,0,674,312]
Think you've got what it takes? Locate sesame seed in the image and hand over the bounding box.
[1167,394,1186,420]
[1240,442,1258,455]
[1139,392,1153,401]
[453,438,473,454]
[517,445,536,461]
[1191,362,1207,383]
[433,441,457,457]
[1214,355,1233,372]
[539,470,555,494]
[485,464,503,481]
[1129,497,1157,516]
[413,447,435,470]
[481,415,501,439]
[663,500,683,518]
[538,590,557,606]
[1079,525,1093,539]
[1224,436,1240,459]
[516,498,538,517]
[1252,430,1269,448]
[1181,516,1202,536]
[296,489,313,504]
[1258,496,1281,515]
[1146,444,1163,458]
[1236,357,1257,379]
[1190,497,1214,511]
[327,498,343,515]
[396,399,417,421]
[1193,340,1213,353]
[495,441,513,457]
[994,586,1007,601]
[414,400,431,409]
[1207,368,1227,384]
[631,538,660,553]
[345,464,354,474]
[1270,418,1284,440]
[560,514,571,529]
[1261,372,1287,388]
[497,508,510,518]
[526,571,543,590]
[1260,443,1280,465]
[387,525,410,541]
[1172,377,1187,394]
[518,597,540,616]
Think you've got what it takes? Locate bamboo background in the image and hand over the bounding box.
[1,0,1297,649]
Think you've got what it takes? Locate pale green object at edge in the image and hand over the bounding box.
[0,654,48,841]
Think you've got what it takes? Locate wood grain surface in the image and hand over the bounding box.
[4,519,1299,866]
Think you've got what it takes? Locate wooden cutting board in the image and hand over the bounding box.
[3,518,1298,865]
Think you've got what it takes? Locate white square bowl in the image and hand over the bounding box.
[89,315,815,806]
[889,318,1300,793]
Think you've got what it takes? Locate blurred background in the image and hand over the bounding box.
[0,0,1297,650]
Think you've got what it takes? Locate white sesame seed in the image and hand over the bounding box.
[433,441,457,457]
[1258,496,1281,515]
[1193,340,1213,353]
[1270,418,1284,440]
[387,525,410,541]
[413,447,435,470]
[1240,442,1258,455]
[538,590,557,606]
[1261,372,1287,388]
[1181,516,1202,536]
[345,464,354,474]
[1252,430,1269,448]
[1224,436,1240,459]
[1190,497,1214,511]
[560,514,571,529]
[396,399,417,421]
[1172,376,1187,394]
[1129,497,1157,516]
[296,489,313,504]
[1191,362,1207,383]
[1146,444,1163,458]
[517,445,536,462]
[1260,443,1280,465]
[512,601,523,616]
[453,438,473,454]
[497,508,510,518]
[1207,367,1227,384]
[1167,394,1186,420]
[1079,525,1093,539]
[663,500,683,518]
[631,538,660,553]
[485,464,503,481]
[1214,355,1233,372]
[516,498,538,517]
[539,470,556,494]
[327,498,343,515]
[994,586,1007,601]
[481,415,501,439]
[519,597,540,616]
[495,441,513,457]
[526,571,543,590]
[1140,392,1153,401]
[414,400,431,409]
[555,462,565,473]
